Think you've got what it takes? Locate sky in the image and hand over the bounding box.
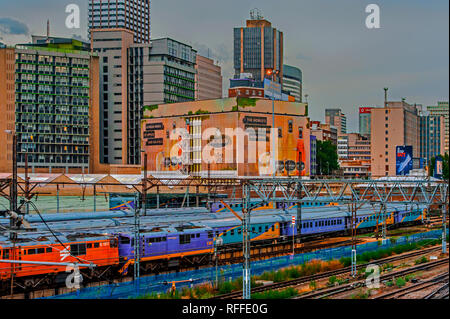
[0,0,448,132]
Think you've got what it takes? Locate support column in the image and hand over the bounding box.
[443,204,447,254]
[242,184,251,299]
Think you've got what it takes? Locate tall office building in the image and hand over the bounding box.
[233,11,283,83]
[419,115,446,164]
[92,29,134,165]
[127,38,197,164]
[0,36,100,173]
[195,55,222,101]
[427,101,449,154]
[359,107,372,137]
[371,101,420,177]
[325,109,347,135]
[88,0,151,43]
[282,64,302,102]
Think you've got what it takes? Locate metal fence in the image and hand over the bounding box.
[44,229,447,299]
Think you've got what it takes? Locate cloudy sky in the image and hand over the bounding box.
[0,0,448,131]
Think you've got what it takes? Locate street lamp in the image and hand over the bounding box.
[266,69,280,179]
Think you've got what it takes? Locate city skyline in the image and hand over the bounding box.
[0,0,448,132]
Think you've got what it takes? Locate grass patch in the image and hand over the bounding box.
[252,287,298,299]
[414,256,428,265]
[395,277,407,288]
[351,289,369,299]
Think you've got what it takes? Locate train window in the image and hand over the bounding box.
[180,234,191,245]
[191,234,196,239]
[265,226,269,232]
[208,231,213,238]
[37,248,45,254]
[120,237,131,245]
[252,227,255,232]
[271,225,275,231]
[70,244,87,256]
[162,237,166,242]
[3,250,9,259]
[94,243,100,248]
[110,239,118,247]
[215,231,220,237]
[259,227,262,233]
[46,248,52,253]
[196,233,200,238]
[28,249,36,255]
[238,229,242,235]
[87,243,92,249]
[230,230,234,235]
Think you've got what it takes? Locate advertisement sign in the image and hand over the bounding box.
[264,79,282,100]
[396,146,413,176]
[434,155,443,179]
[359,107,372,114]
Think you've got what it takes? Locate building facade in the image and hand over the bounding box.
[419,115,446,164]
[88,0,151,43]
[141,98,310,177]
[427,101,449,154]
[310,121,338,146]
[325,108,347,135]
[282,64,302,102]
[127,38,197,164]
[359,107,372,137]
[92,29,135,165]
[0,37,101,173]
[233,14,283,83]
[195,55,222,101]
[371,101,420,177]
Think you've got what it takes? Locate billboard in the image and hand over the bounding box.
[396,146,413,176]
[434,155,443,179]
[264,79,282,100]
[359,107,372,114]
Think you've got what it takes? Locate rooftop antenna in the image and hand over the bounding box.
[383,88,388,108]
[46,19,50,41]
[250,8,263,20]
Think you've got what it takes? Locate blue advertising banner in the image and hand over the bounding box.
[396,145,413,175]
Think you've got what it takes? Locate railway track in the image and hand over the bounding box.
[294,258,449,299]
[373,272,449,299]
[210,245,443,299]
[424,282,449,299]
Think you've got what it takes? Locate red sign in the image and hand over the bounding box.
[291,216,296,225]
[359,107,372,114]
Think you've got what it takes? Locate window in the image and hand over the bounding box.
[37,248,45,254]
[208,231,213,238]
[87,243,92,249]
[230,230,235,236]
[70,244,87,256]
[28,249,36,255]
[191,234,195,239]
[94,243,100,248]
[196,233,200,238]
[180,234,191,245]
[120,237,131,245]
[288,120,293,133]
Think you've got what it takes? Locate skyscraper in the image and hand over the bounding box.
[88,0,151,43]
[359,107,372,137]
[195,55,223,101]
[282,64,302,102]
[233,10,283,83]
[325,109,347,135]
[0,36,100,173]
[427,101,449,154]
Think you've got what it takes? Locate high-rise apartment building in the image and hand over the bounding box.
[91,29,135,165]
[282,64,302,102]
[127,38,197,164]
[195,55,222,101]
[359,107,372,137]
[371,101,420,177]
[325,108,347,135]
[233,12,283,83]
[0,36,100,173]
[427,101,449,154]
[88,0,151,43]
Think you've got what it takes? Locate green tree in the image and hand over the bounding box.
[316,140,339,175]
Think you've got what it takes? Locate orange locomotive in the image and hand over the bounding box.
[0,233,120,288]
